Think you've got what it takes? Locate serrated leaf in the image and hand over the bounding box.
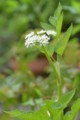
[49,3,62,30]
[40,22,53,30]
[55,24,73,55]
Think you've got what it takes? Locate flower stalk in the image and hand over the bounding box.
[42,46,62,99]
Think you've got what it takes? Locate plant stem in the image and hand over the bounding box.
[42,46,62,99]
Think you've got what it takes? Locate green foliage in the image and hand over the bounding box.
[63,99,80,120]
[1,0,80,54]
[41,3,73,56]
[52,89,75,109]
[6,90,80,120]
[55,24,73,55]
[40,23,53,30]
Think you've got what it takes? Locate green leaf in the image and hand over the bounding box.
[53,102,63,109]
[59,89,75,108]
[72,24,80,36]
[49,3,62,30]
[6,106,51,120]
[5,110,29,119]
[45,43,55,57]
[49,16,57,27]
[52,89,75,110]
[40,22,53,30]
[56,13,63,39]
[54,3,62,19]
[45,100,63,120]
[55,24,73,55]
[63,111,72,120]
[63,99,80,120]
[71,98,80,119]
[40,43,55,57]
[41,3,62,31]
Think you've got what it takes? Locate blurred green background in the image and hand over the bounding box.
[0,0,80,53]
[0,0,80,119]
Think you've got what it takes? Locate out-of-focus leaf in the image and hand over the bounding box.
[54,3,62,19]
[55,25,73,55]
[63,99,80,120]
[40,22,53,30]
[49,16,57,28]
[53,89,75,109]
[72,24,80,36]
[56,13,63,39]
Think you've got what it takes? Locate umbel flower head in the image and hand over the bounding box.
[25,30,56,48]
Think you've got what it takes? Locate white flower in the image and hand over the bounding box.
[25,30,56,48]
[25,32,34,39]
[37,30,46,34]
[46,30,56,36]
[25,35,39,47]
[39,34,50,46]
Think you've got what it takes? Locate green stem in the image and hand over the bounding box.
[42,46,62,99]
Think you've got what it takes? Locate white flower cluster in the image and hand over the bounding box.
[25,30,56,48]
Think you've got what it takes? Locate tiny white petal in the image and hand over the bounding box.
[25,32,34,39]
[37,30,46,34]
[46,30,56,36]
